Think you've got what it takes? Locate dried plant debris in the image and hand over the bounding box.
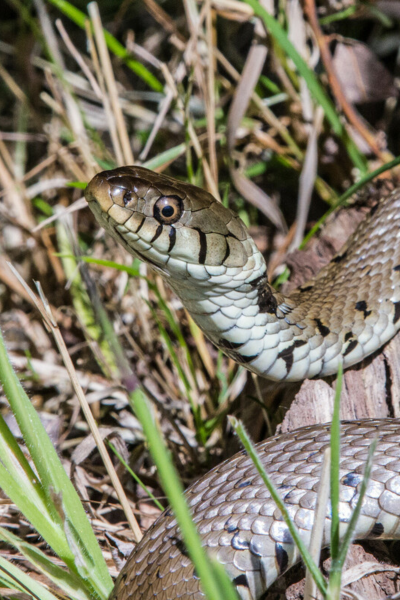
[332,39,398,105]
[0,0,400,598]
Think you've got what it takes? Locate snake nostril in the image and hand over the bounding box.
[123,191,132,206]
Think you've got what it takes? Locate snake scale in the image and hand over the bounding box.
[85,167,400,599]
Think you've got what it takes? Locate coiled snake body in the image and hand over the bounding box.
[85,167,400,599]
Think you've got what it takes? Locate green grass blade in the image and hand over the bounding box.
[242,0,338,131]
[0,413,39,484]
[69,141,188,183]
[320,6,357,24]
[80,256,140,277]
[148,304,192,392]
[0,527,91,600]
[47,0,163,92]
[146,302,206,441]
[129,388,239,600]
[149,288,197,383]
[243,0,366,171]
[142,143,187,170]
[0,461,72,561]
[81,254,198,390]
[330,363,343,561]
[68,181,88,190]
[56,216,119,378]
[326,437,378,600]
[0,555,61,600]
[108,442,164,511]
[229,416,327,596]
[336,437,377,566]
[0,329,113,598]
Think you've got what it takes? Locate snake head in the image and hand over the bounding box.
[85,166,257,280]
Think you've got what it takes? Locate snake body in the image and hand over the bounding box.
[110,419,400,600]
[84,167,400,599]
[85,167,400,382]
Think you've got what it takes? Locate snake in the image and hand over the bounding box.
[84,167,400,599]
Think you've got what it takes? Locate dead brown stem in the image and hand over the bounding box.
[304,0,390,163]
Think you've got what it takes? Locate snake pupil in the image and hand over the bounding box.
[162,206,174,217]
[123,191,132,206]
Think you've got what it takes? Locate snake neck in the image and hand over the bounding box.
[170,191,400,382]
[167,243,303,381]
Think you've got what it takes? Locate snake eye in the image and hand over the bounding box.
[154,195,183,224]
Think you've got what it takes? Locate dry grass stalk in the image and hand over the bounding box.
[8,264,143,542]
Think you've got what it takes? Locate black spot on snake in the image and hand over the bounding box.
[173,538,189,557]
[299,285,313,292]
[278,340,308,374]
[233,575,249,588]
[258,288,278,315]
[394,301,400,324]
[225,522,239,533]
[236,480,252,489]
[275,543,289,574]
[344,331,353,342]
[394,265,400,272]
[283,490,295,501]
[135,216,145,233]
[371,522,384,537]
[232,532,250,550]
[232,352,258,365]
[168,226,176,252]
[219,338,245,350]
[343,339,358,356]
[150,224,163,244]
[342,472,361,487]
[315,319,330,337]
[222,238,230,264]
[193,227,207,265]
[355,300,371,318]
[164,508,173,517]
[332,250,348,263]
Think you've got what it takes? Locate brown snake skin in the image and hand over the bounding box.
[111,420,400,600]
[85,167,400,381]
[84,168,400,599]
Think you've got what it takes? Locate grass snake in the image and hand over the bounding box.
[85,167,400,600]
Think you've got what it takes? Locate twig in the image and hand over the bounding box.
[205,0,218,184]
[88,1,134,165]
